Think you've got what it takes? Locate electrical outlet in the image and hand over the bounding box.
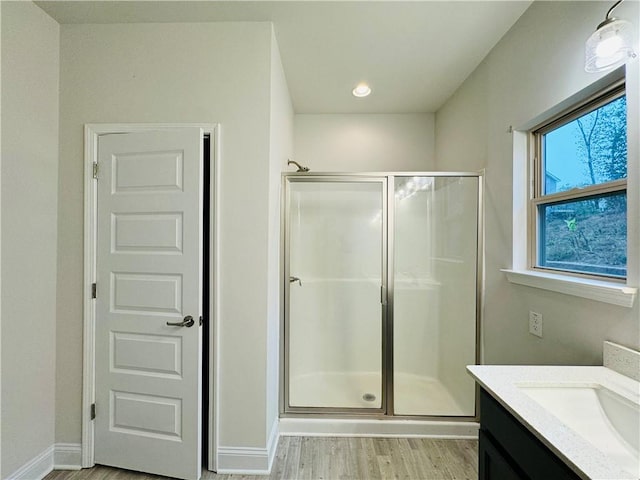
[529,311,543,338]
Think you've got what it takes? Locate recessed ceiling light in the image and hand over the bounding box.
[352,83,372,97]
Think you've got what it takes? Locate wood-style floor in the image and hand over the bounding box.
[45,436,478,480]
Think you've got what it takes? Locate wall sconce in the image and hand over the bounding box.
[585,0,636,73]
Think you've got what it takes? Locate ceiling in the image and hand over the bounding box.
[36,1,533,114]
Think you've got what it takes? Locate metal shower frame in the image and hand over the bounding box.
[279,171,484,422]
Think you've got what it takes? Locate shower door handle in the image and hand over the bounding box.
[380,285,387,305]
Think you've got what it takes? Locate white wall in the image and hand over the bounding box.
[266,27,294,441]
[435,1,640,365]
[57,22,279,460]
[294,114,435,172]
[1,2,59,476]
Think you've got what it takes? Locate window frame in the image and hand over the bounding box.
[528,81,627,282]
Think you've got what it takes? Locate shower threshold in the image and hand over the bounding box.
[278,417,479,439]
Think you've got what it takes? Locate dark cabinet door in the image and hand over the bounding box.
[479,430,528,480]
[479,389,581,480]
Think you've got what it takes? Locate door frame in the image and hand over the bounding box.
[82,123,220,472]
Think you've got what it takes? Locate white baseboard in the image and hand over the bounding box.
[54,443,82,470]
[5,443,83,479]
[6,446,54,480]
[216,419,280,475]
[216,446,271,474]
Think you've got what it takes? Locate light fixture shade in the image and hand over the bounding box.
[585,18,635,72]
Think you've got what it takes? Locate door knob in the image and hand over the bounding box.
[166,315,195,327]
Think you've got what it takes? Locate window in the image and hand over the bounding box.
[531,84,627,280]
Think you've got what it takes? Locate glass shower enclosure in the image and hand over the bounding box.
[282,173,481,418]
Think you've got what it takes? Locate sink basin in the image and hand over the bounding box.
[518,383,640,477]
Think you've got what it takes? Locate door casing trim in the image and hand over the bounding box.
[82,123,220,471]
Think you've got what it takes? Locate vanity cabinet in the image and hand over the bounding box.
[478,389,581,480]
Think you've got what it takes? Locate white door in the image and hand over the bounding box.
[95,128,203,480]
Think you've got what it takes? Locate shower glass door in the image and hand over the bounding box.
[392,175,479,416]
[285,177,386,411]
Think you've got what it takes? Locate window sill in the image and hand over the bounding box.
[502,269,637,308]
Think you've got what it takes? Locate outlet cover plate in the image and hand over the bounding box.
[529,311,543,338]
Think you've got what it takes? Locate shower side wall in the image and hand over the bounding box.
[392,176,478,417]
[433,178,479,415]
[393,185,441,382]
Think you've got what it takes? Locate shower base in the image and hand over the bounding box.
[395,373,469,416]
[283,371,478,438]
[289,371,471,414]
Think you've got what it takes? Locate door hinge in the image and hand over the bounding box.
[92,162,99,179]
[91,283,97,299]
[90,403,96,420]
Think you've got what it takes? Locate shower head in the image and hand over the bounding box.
[288,159,309,172]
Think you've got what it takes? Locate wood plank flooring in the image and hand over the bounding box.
[45,437,478,480]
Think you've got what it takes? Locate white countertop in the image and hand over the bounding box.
[467,365,640,480]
